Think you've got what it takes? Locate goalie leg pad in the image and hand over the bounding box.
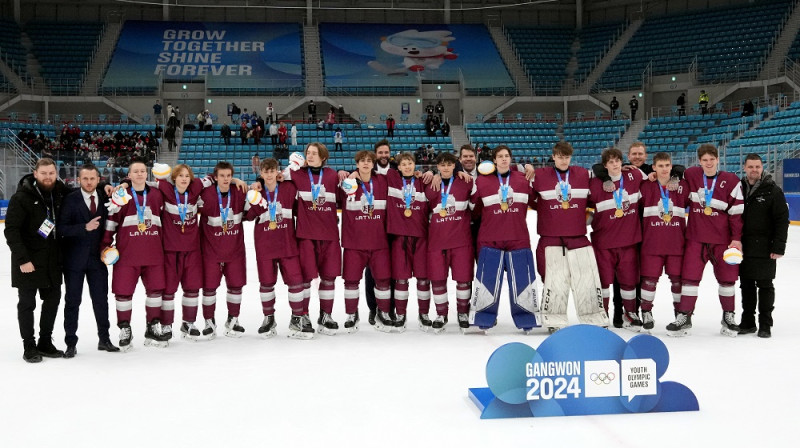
[566,246,608,327]
[470,247,504,328]
[505,248,539,329]
[540,246,570,329]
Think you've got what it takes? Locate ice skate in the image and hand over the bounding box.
[393,314,407,333]
[374,310,394,333]
[317,311,339,336]
[288,315,315,340]
[180,321,200,341]
[202,318,217,340]
[258,315,277,339]
[432,315,448,334]
[641,311,654,333]
[666,312,692,337]
[143,320,169,348]
[161,324,173,341]
[418,313,432,332]
[457,313,470,334]
[224,316,245,338]
[118,322,133,352]
[344,311,360,334]
[368,309,377,326]
[547,327,561,334]
[622,311,643,333]
[720,311,740,338]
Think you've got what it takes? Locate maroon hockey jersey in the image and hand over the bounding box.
[245,181,299,260]
[532,166,591,237]
[683,166,744,245]
[284,166,340,242]
[198,185,247,263]
[588,169,645,250]
[102,185,164,267]
[471,170,534,247]
[640,179,690,255]
[338,174,389,250]
[424,176,473,251]
[386,170,429,238]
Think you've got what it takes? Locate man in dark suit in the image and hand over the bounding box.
[59,164,119,357]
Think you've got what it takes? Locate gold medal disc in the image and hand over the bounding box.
[500,202,509,211]
[704,206,712,216]
[404,208,412,217]
[269,221,277,230]
[439,209,447,217]
[561,201,570,210]
[614,208,624,218]
[181,223,185,233]
[222,224,228,233]
[137,222,146,232]
[312,202,317,210]
[663,214,672,223]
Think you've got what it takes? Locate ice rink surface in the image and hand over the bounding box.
[1,216,797,448]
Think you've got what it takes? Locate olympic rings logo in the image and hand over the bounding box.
[589,372,616,385]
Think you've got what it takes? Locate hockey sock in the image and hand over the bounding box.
[182,290,199,323]
[260,284,276,316]
[620,287,637,313]
[718,283,736,312]
[145,292,163,323]
[375,279,392,313]
[417,279,431,314]
[288,284,305,315]
[302,282,311,314]
[202,291,217,320]
[161,293,176,325]
[601,288,611,314]
[432,281,449,316]
[670,278,682,313]
[395,280,410,315]
[344,280,360,314]
[456,282,471,314]
[319,278,335,314]
[678,282,699,314]
[640,277,657,312]
[227,288,243,317]
[115,295,133,323]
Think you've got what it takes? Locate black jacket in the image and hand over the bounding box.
[741,173,789,259]
[4,174,69,289]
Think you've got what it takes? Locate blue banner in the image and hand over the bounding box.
[469,325,699,419]
[103,21,302,88]
[783,158,800,194]
[320,23,514,89]
[0,199,8,221]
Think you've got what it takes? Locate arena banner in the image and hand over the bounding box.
[0,199,8,222]
[319,23,514,89]
[468,325,699,419]
[102,21,302,88]
[783,158,800,194]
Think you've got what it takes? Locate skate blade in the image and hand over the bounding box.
[641,327,654,335]
[418,323,432,332]
[202,332,217,341]
[374,323,394,333]
[393,325,407,334]
[623,324,643,333]
[119,343,134,353]
[224,329,244,338]
[666,329,691,337]
[180,333,199,342]
[143,339,169,348]
[432,327,446,334]
[318,327,338,336]
[287,330,315,340]
[344,323,360,334]
[720,327,738,338]
[259,329,278,339]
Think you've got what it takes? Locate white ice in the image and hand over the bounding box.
[1,216,797,447]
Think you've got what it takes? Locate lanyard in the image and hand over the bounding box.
[440,177,454,211]
[703,173,717,207]
[360,177,374,208]
[217,186,231,225]
[497,171,510,203]
[132,187,147,223]
[613,174,624,210]
[34,184,55,223]
[309,168,323,204]
[402,176,414,209]
[659,184,670,213]
[174,186,188,225]
[265,183,279,222]
[555,169,570,201]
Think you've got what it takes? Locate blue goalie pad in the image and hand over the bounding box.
[505,248,539,329]
[471,247,504,328]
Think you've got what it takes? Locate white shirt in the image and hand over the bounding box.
[81,189,97,212]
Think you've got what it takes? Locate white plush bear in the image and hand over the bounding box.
[368,29,457,75]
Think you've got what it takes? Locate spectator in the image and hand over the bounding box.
[629,95,639,121]
[278,122,288,149]
[165,125,176,151]
[316,119,325,130]
[441,120,450,137]
[338,104,345,123]
[197,111,205,130]
[221,122,232,145]
[742,100,755,117]
[204,113,213,131]
[240,121,249,145]
[252,153,260,176]
[386,114,396,138]
[290,123,298,147]
[609,96,619,118]
[153,100,162,124]
[266,101,276,124]
[435,101,445,121]
[677,93,686,116]
[230,102,241,124]
[699,90,710,116]
[334,127,343,152]
[154,124,163,139]
[425,102,434,118]
[308,100,317,123]
[326,108,336,130]
[269,122,278,147]
[240,108,251,125]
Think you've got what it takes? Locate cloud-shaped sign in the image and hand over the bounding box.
[469,325,699,419]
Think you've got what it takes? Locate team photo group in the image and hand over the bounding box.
[4,137,789,363]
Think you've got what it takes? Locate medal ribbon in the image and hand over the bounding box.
[217,185,231,227]
[132,187,147,225]
[703,173,717,209]
[402,176,413,209]
[613,174,624,210]
[659,184,670,214]
[360,177,374,209]
[174,186,188,226]
[555,169,569,202]
[265,183,279,223]
[309,168,323,204]
[497,171,510,204]
[440,177,454,213]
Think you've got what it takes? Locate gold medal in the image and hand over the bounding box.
[439,209,447,217]
[137,222,146,232]
[181,223,185,233]
[704,206,712,215]
[222,224,228,233]
[614,208,623,218]
[269,221,277,230]
[312,202,317,210]
[404,208,412,217]
[561,201,569,210]
[663,214,672,223]
[500,202,509,211]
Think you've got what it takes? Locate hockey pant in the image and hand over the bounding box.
[540,245,608,328]
[470,247,539,329]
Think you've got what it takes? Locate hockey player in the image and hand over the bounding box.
[423,152,474,333]
[339,150,392,333]
[385,152,430,331]
[283,142,342,335]
[247,158,313,339]
[470,145,538,333]
[668,144,744,337]
[532,142,607,332]
[102,159,169,350]
[587,148,646,331]
[198,161,250,338]
[639,152,689,331]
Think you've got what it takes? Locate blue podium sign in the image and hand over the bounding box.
[468,325,698,419]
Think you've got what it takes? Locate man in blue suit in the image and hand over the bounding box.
[59,164,119,357]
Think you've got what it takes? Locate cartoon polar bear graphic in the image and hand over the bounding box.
[368,29,457,75]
